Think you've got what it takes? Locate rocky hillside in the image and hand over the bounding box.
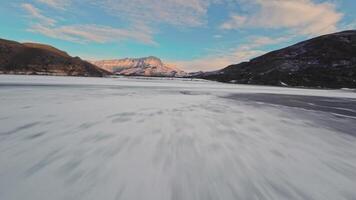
[198,30,356,88]
[91,56,187,77]
[0,38,111,77]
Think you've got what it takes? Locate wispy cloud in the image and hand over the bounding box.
[22,3,156,45]
[173,35,291,72]
[25,0,221,45]
[173,49,264,72]
[221,0,343,36]
[29,24,156,44]
[36,0,70,10]
[90,0,219,27]
[34,0,221,27]
[21,3,56,26]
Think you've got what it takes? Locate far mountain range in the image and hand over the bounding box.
[90,57,187,77]
[0,30,355,88]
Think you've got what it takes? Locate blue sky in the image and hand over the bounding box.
[0,0,355,71]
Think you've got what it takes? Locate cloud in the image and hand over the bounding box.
[89,0,219,27]
[220,15,246,30]
[25,0,221,44]
[29,24,156,44]
[21,3,56,26]
[173,49,264,72]
[36,0,70,9]
[34,0,221,27]
[22,3,156,45]
[173,35,291,72]
[221,0,343,36]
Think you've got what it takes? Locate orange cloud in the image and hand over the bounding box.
[221,0,343,36]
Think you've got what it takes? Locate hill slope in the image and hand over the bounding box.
[198,30,356,88]
[91,56,187,77]
[0,39,111,77]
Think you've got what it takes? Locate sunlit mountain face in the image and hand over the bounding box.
[91,56,187,77]
[1,0,355,72]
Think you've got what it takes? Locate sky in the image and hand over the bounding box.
[0,0,355,72]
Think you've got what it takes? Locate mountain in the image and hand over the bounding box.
[91,56,187,77]
[0,38,111,77]
[197,30,356,88]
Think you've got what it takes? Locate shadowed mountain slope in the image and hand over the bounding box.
[198,30,356,88]
[0,38,111,77]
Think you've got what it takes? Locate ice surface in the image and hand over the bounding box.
[1,75,356,200]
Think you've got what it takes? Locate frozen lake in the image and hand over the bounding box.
[1,75,356,200]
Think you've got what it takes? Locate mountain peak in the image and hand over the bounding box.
[91,56,187,77]
[144,56,161,60]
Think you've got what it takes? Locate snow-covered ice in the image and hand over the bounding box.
[1,75,356,200]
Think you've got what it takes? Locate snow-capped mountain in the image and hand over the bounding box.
[91,56,187,77]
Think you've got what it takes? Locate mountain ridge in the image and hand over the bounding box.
[196,30,356,88]
[0,38,111,77]
[91,56,187,77]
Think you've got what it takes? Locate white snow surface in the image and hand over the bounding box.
[1,75,356,200]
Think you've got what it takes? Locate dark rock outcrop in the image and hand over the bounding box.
[0,38,111,77]
[199,30,356,88]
